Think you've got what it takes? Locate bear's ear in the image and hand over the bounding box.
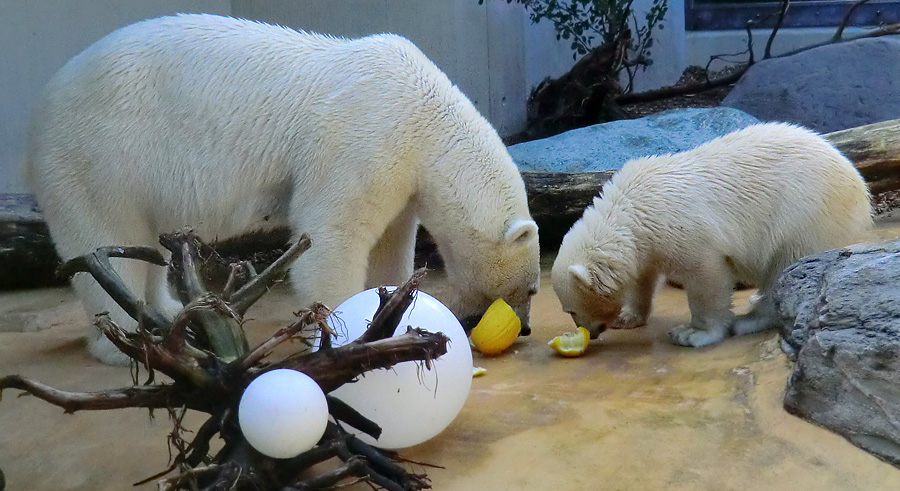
[505,219,538,244]
[568,264,594,291]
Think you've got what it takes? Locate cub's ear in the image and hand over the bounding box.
[505,219,538,244]
[568,264,594,290]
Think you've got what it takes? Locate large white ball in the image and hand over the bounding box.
[325,288,473,449]
[238,369,329,459]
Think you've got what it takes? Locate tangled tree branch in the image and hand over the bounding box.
[2,231,446,490]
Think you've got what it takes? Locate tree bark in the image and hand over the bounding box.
[824,119,900,195]
[519,170,617,247]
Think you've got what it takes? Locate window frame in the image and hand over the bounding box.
[685,0,900,30]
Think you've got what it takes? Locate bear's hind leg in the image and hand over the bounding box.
[732,254,791,337]
[71,254,156,365]
[145,259,186,321]
[669,260,736,347]
[366,204,418,288]
[288,229,372,311]
[49,205,160,365]
[732,296,778,336]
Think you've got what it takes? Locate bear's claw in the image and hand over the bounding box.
[668,324,727,347]
[609,309,647,330]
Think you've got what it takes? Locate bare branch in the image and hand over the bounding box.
[57,246,166,277]
[347,436,431,490]
[764,0,790,59]
[93,314,152,362]
[358,268,426,344]
[96,316,217,390]
[768,21,900,58]
[275,437,352,488]
[57,247,170,330]
[233,304,329,372]
[327,395,382,440]
[834,0,871,41]
[324,424,407,491]
[284,456,369,491]
[222,261,252,299]
[177,293,248,362]
[0,375,173,413]
[156,464,225,491]
[178,241,209,303]
[230,234,312,316]
[277,328,449,394]
[617,67,746,104]
[704,20,754,77]
[746,20,756,65]
[160,231,250,359]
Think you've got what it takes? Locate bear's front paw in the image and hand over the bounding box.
[668,324,727,347]
[609,309,647,330]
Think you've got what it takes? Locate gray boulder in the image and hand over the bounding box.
[770,240,900,467]
[508,107,759,172]
[723,38,900,133]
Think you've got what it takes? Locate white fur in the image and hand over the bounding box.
[24,14,540,364]
[551,122,873,346]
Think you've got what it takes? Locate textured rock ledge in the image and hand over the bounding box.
[770,240,900,467]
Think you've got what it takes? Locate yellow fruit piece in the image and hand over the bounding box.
[548,327,590,357]
[472,366,487,377]
[469,299,521,355]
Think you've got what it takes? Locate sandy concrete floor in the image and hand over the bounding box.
[1,221,899,490]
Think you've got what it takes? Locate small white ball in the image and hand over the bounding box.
[324,288,473,449]
[238,369,329,459]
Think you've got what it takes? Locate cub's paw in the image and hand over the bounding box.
[609,309,647,330]
[732,315,772,336]
[668,324,727,347]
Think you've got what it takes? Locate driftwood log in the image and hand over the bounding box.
[523,118,900,247]
[824,119,900,194]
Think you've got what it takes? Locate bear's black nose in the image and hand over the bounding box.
[519,322,531,336]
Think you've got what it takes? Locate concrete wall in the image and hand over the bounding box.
[1,0,795,196]
[230,0,623,137]
[231,0,522,134]
[0,0,231,194]
[631,0,688,93]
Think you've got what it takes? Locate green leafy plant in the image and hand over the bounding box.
[482,0,668,91]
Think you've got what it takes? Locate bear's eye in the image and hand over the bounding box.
[527,288,538,296]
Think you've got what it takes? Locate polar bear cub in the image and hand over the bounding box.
[25,14,540,365]
[552,123,872,347]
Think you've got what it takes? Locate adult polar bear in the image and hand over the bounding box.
[25,14,540,365]
[552,123,872,348]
